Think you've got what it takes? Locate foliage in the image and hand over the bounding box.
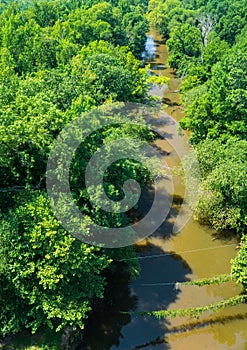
[147,0,197,39]
[0,0,148,71]
[146,74,170,87]
[0,0,151,339]
[191,137,247,233]
[0,191,111,335]
[167,23,202,70]
[183,274,231,287]
[138,295,247,319]
[0,47,149,192]
[0,105,153,336]
[231,236,247,289]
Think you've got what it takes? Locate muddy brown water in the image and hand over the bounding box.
[82,29,247,350]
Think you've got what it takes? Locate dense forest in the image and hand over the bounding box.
[0,0,246,348]
[0,0,152,343]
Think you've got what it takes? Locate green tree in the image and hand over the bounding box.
[29,0,61,27]
[193,137,247,233]
[71,41,148,103]
[202,32,229,71]
[215,0,247,45]
[0,192,111,336]
[122,10,149,56]
[167,23,202,69]
[180,46,247,143]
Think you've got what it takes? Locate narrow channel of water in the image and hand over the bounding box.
[83,29,247,350]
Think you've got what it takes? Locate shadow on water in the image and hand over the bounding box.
[107,249,191,350]
[161,98,180,107]
[135,185,185,242]
[151,143,171,157]
[80,265,137,350]
[150,63,166,70]
[211,230,242,243]
[81,182,192,350]
[131,312,247,350]
[167,312,247,335]
[81,248,192,350]
[155,39,167,45]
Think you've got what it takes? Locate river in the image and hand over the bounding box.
[82,29,247,350]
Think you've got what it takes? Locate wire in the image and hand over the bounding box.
[119,243,237,262]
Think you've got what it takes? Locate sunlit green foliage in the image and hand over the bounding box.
[231,235,247,289]
[0,0,151,340]
[180,46,247,143]
[193,137,247,233]
[0,191,111,335]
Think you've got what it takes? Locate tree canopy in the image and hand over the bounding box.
[0,0,151,341]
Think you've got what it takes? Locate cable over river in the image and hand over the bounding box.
[82,29,247,350]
